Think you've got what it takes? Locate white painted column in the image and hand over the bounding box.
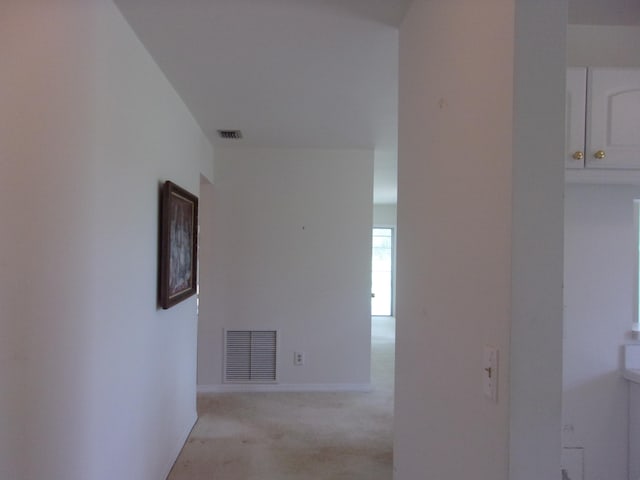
[395,1,566,479]
[510,1,567,478]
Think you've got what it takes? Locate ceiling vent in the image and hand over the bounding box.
[217,129,243,140]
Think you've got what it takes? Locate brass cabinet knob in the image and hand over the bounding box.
[594,150,606,160]
[572,151,584,160]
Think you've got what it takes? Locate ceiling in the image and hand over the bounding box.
[114,0,638,206]
[114,0,408,203]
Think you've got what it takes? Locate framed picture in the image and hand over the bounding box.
[159,181,198,309]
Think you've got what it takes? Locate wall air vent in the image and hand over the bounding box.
[224,330,278,383]
[217,129,243,140]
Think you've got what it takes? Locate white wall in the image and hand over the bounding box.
[1,4,98,477]
[374,150,398,205]
[0,3,32,472]
[0,100,27,472]
[395,1,565,479]
[198,147,373,389]
[373,204,397,226]
[568,25,640,67]
[0,1,213,479]
[562,26,640,480]
[563,185,639,480]
[568,1,640,28]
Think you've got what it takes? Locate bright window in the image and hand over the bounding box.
[372,227,394,316]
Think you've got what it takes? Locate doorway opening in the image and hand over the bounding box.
[371,225,396,416]
[371,227,395,317]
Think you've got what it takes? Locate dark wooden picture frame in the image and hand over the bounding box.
[159,181,199,309]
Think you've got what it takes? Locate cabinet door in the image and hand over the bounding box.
[587,68,640,169]
[566,68,587,169]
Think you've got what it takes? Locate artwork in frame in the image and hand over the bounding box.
[159,181,199,309]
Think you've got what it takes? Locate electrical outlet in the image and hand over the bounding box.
[294,351,304,366]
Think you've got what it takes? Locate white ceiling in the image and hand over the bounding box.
[114,0,638,206]
[115,0,408,204]
[117,0,407,148]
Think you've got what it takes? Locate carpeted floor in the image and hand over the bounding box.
[167,317,395,480]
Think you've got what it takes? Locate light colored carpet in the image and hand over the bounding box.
[168,317,395,480]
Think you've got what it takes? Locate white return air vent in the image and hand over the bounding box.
[224,330,278,383]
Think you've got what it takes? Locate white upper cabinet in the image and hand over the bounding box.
[566,67,587,169]
[567,68,640,174]
[587,68,640,169]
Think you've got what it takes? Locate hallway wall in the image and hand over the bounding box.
[0,1,213,478]
[198,147,373,389]
[373,204,397,226]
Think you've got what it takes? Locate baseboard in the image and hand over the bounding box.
[197,383,373,393]
[162,411,198,479]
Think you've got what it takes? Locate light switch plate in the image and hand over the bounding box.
[483,346,498,402]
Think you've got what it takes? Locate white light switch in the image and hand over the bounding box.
[483,346,498,402]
